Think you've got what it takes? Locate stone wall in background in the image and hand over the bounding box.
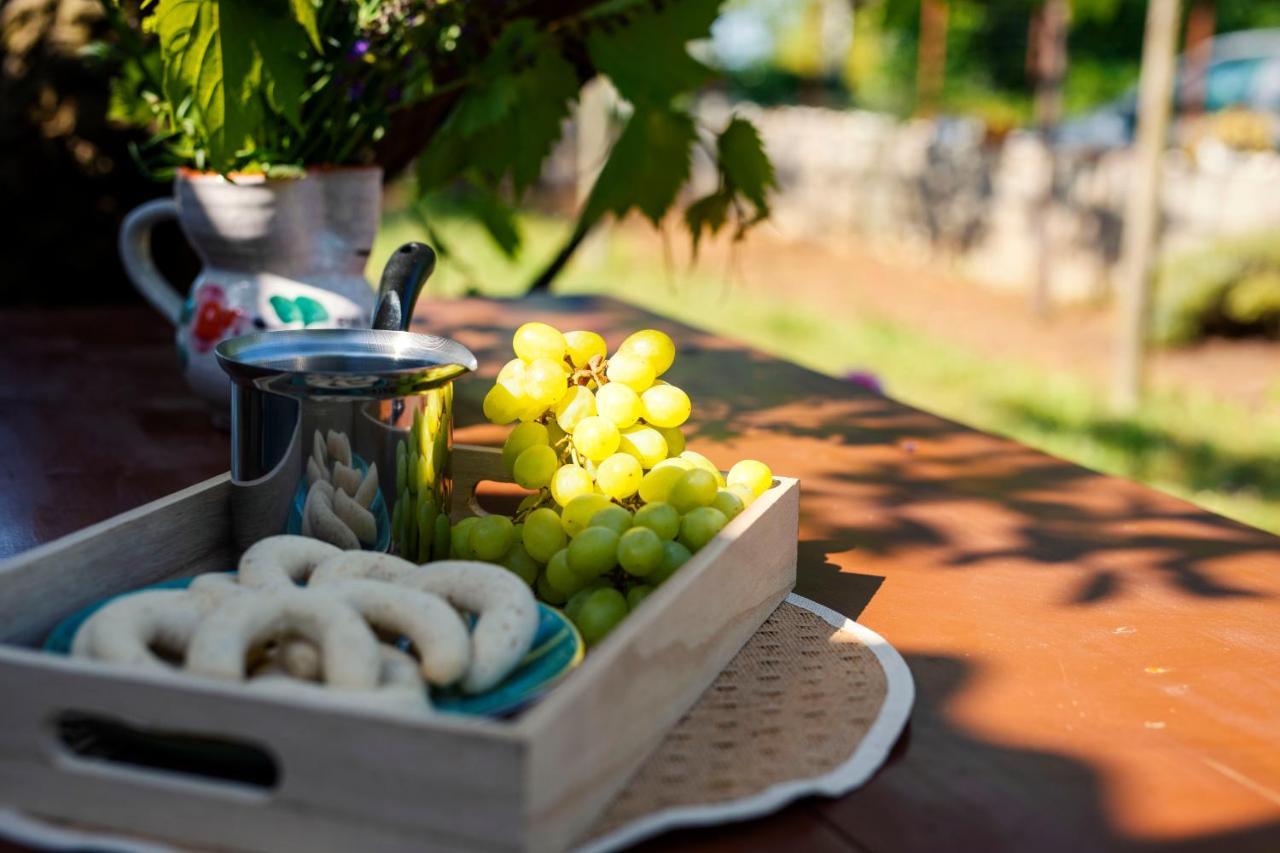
[702,102,1280,303]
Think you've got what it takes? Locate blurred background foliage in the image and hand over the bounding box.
[720,0,1280,121]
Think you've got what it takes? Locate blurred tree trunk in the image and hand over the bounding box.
[1112,0,1181,412]
[915,0,947,115]
[1182,0,1215,116]
[1028,0,1069,320]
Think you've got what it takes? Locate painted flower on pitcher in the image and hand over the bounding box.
[188,283,247,353]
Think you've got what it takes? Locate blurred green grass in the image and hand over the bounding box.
[373,205,1280,535]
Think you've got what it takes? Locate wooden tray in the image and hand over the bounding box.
[0,444,799,852]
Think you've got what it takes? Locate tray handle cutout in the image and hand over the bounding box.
[51,711,279,792]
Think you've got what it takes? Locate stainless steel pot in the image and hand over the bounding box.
[215,243,477,559]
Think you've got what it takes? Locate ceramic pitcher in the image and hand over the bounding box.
[118,167,382,412]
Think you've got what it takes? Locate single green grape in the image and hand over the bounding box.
[522,507,567,563]
[638,466,685,504]
[618,329,676,376]
[604,352,655,392]
[554,385,596,432]
[513,322,566,363]
[727,482,756,508]
[595,453,643,499]
[550,463,594,507]
[496,357,526,391]
[710,489,745,521]
[652,540,693,584]
[572,416,621,462]
[640,384,691,429]
[589,505,633,535]
[561,493,613,537]
[536,570,568,605]
[656,426,685,457]
[633,502,680,540]
[471,514,514,562]
[668,469,718,513]
[595,382,641,428]
[502,421,550,472]
[567,526,620,578]
[728,459,773,497]
[483,380,530,425]
[564,330,607,368]
[618,526,663,577]
[500,541,539,586]
[679,506,727,552]
[451,516,480,559]
[680,451,726,487]
[626,585,655,608]
[545,548,585,596]
[652,457,694,473]
[565,579,610,622]
[619,425,668,469]
[575,587,629,646]
[524,357,570,408]
[513,444,558,490]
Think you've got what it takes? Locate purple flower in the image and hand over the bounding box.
[844,369,884,394]
[349,39,371,60]
[387,86,403,104]
[348,81,366,100]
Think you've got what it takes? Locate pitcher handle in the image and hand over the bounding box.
[119,198,183,324]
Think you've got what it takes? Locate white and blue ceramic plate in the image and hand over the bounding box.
[44,574,583,718]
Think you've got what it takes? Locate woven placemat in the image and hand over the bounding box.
[578,593,914,852]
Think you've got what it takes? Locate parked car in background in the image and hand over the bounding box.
[1055,28,1280,150]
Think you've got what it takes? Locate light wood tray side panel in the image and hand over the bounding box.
[0,649,526,852]
[522,478,801,851]
[0,474,234,647]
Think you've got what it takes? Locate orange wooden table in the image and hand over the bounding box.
[2,297,1278,852]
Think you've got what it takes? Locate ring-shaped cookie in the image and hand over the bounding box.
[238,535,343,590]
[318,578,471,686]
[71,590,206,670]
[309,554,539,694]
[185,589,380,690]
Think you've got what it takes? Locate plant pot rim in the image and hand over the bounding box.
[176,164,383,182]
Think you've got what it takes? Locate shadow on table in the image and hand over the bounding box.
[634,652,1280,853]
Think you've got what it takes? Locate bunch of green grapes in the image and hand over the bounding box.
[457,323,774,646]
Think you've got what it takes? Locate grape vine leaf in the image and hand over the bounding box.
[684,190,730,254]
[717,116,775,212]
[420,22,578,200]
[581,105,696,228]
[585,0,722,105]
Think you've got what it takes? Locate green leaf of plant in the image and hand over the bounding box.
[586,0,721,105]
[717,116,775,212]
[155,0,314,170]
[581,105,696,228]
[156,0,250,169]
[685,191,730,255]
[288,0,321,51]
[467,186,522,258]
[422,22,578,196]
[252,2,309,128]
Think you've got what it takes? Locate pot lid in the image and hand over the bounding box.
[215,328,478,399]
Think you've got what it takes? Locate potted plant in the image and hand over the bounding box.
[106,0,776,408]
